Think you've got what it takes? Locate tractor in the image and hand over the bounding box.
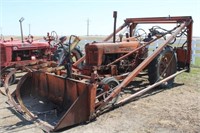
[0,31,59,86]
[0,18,82,87]
[4,12,193,132]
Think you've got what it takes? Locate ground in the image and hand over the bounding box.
[0,68,199,133]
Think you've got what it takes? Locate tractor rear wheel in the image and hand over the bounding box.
[53,46,83,68]
[148,46,177,88]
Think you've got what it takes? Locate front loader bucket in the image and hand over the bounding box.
[13,71,96,132]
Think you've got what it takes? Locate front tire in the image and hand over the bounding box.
[97,77,120,109]
[0,68,16,87]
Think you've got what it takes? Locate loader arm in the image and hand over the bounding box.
[102,16,193,106]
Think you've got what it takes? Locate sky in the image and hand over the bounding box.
[0,0,199,36]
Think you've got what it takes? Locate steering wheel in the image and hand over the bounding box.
[51,31,58,42]
[133,28,147,41]
[25,34,33,43]
[47,31,58,47]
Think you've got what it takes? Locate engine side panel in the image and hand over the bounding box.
[85,41,140,66]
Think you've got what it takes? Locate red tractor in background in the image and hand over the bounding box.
[0,17,83,86]
[0,31,58,86]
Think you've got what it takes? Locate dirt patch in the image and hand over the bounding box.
[0,68,199,133]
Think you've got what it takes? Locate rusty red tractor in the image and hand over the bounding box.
[4,12,193,132]
[0,18,83,87]
[0,31,59,86]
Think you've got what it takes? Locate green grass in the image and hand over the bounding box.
[190,67,200,75]
[192,57,200,67]
[195,57,200,66]
[176,67,200,85]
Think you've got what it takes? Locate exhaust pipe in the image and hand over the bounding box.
[19,17,24,43]
[113,11,117,43]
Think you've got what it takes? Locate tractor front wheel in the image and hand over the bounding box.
[0,68,16,87]
[97,77,120,110]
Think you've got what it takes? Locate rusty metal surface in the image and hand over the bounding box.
[186,21,193,71]
[9,71,97,132]
[53,83,96,131]
[106,35,164,67]
[125,16,192,24]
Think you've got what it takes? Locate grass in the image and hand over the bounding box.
[191,57,200,67]
[194,57,200,66]
[175,67,200,90]
[189,67,200,75]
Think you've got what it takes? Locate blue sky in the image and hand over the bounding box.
[0,0,199,36]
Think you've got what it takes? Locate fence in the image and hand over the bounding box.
[192,39,200,65]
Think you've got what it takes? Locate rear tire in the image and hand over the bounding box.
[148,46,177,88]
[53,46,83,68]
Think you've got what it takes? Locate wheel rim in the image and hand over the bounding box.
[102,81,119,101]
[158,52,176,82]
[97,77,120,106]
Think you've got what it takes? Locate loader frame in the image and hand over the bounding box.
[102,16,193,104]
